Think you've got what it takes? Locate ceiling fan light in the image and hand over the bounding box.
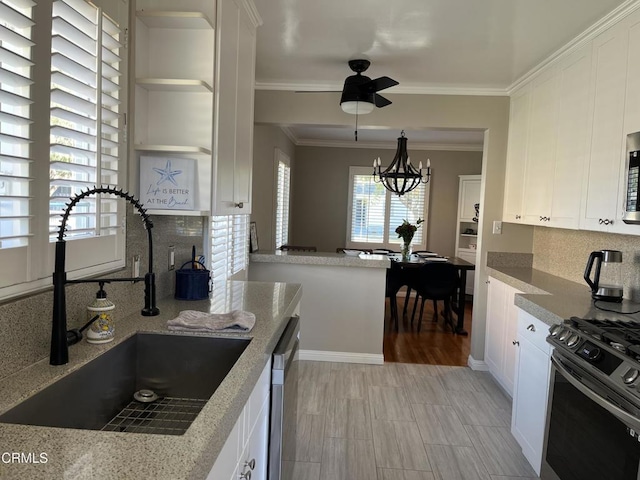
[341,101,374,115]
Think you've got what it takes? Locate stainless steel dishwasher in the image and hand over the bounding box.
[269,315,299,480]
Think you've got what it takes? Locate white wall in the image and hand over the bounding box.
[254,90,535,362]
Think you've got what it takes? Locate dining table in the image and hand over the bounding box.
[388,253,475,335]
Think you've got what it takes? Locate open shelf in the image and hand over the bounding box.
[134,144,212,155]
[136,78,213,92]
[136,10,214,29]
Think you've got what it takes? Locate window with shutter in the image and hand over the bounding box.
[274,149,290,249]
[0,0,128,300]
[48,0,125,276]
[210,214,249,283]
[346,166,429,250]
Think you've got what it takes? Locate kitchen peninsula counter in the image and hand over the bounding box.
[249,250,390,364]
[488,265,640,326]
[0,280,302,480]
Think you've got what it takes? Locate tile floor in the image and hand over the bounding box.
[290,361,541,480]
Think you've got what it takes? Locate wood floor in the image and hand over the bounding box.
[383,294,473,366]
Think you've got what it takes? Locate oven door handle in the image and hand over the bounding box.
[551,355,640,432]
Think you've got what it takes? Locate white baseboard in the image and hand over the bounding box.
[467,355,489,371]
[299,349,384,365]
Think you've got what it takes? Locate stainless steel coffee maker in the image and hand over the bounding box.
[584,250,624,302]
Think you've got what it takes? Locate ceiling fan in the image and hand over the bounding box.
[298,59,399,141]
[339,59,399,115]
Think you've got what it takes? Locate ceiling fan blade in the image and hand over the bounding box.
[374,94,392,108]
[361,76,399,93]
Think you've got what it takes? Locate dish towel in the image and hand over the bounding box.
[167,310,256,333]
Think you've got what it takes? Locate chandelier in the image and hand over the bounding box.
[372,131,431,196]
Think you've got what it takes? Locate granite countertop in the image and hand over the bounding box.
[0,280,302,480]
[487,265,640,326]
[250,250,390,268]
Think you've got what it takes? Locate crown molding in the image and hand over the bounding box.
[241,0,263,27]
[281,134,482,152]
[508,0,640,94]
[255,82,509,97]
[280,126,299,144]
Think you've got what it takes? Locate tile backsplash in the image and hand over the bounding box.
[0,210,204,380]
[533,227,640,302]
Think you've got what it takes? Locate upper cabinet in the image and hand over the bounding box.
[212,0,260,215]
[503,6,640,235]
[503,44,592,230]
[130,0,261,216]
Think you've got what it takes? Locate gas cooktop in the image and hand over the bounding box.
[548,317,640,403]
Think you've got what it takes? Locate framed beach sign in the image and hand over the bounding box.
[139,156,196,210]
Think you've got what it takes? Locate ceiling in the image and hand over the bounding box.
[251,0,629,148]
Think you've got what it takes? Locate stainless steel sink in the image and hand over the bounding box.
[0,333,250,435]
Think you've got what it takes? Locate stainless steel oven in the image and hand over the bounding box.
[542,318,640,480]
[269,316,299,480]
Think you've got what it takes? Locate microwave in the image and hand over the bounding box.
[623,131,640,224]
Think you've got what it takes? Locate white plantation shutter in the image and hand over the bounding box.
[274,158,290,248]
[347,166,429,249]
[349,170,386,243]
[0,0,34,250]
[49,0,123,240]
[388,183,426,245]
[211,214,249,282]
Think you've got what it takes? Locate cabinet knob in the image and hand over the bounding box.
[239,471,252,480]
[527,324,536,332]
[235,202,244,209]
[512,340,520,346]
[515,215,521,219]
[245,459,256,470]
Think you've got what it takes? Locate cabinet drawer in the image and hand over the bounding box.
[517,309,553,355]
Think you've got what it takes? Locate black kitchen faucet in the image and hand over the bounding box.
[50,186,159,365]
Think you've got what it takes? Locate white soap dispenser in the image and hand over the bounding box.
[86,282,115,344]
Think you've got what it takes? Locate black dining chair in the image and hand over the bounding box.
[385,260,407,332]
[410,262,460,333]
[402,251,436,317]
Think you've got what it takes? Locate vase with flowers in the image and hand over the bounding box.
[396,218,424,261]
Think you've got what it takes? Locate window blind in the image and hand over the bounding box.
[49,0,122,240]
[388,183,426,244]
[0,0,34,250]
[211,214,249,282]
[347,166,429,248]
[274,159,290,248]
[349,173,386,243]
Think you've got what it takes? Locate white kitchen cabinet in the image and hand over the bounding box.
[132,2,215,215]
[520,67,559,226]
[132,0,261,217]
[207,358,271,480]
[485,277,522,396]
[511,309,553,476]
[455,175,480,295]
[212,0,260,215]
[549,44,592,230]
[503,85,530,224]
[580,15,629,232]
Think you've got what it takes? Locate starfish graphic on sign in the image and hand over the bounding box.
[153,160,182,187]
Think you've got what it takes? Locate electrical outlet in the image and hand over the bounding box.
[492,220,503,235]
[168,246,175,270]
[133,255,140,278]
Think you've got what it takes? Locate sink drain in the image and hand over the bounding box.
[133,389,159,403]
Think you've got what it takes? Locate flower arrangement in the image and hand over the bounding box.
[395,218,424,245]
